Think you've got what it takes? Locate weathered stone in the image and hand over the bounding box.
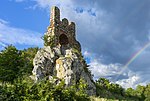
[32,6,96,95]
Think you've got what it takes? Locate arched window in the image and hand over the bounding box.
[59,34,69,45]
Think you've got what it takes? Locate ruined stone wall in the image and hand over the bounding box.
[46,6,81,51]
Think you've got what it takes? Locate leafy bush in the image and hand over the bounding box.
[20,47,38,75]
[43,34,55,47]
[0,46,38,84]
[0,45,23,84]
[0,77,90,101]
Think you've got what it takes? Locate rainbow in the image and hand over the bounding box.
[115,41,150,80]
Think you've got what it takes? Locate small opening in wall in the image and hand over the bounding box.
[59,34,69,45]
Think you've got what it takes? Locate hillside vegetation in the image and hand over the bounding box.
[0,46,150,101]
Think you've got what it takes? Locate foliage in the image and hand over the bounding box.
[0,45,23,84]
[0,77,90,101]
[96,78,139,100]
[96,78,150,100]
[43,34,55,47]
[20,47,38,75]
[0,46,38,84]
[144,84,150,99]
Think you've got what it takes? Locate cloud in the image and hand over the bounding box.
[15,0,24,2]
[87,54,149,89]
[0,19,9,24]
[0,19,43,50]
[116,74,149,89]
[12,0,26,2]
[116,75,140,89]
[88,59,123,80]
[0,41,7,50]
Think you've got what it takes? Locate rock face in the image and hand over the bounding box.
[32,6,96,95]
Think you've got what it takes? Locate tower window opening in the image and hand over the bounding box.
[59,34,69,45]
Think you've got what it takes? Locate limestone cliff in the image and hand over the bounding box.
[32,6,96,95]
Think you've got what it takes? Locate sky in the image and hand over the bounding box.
[0,0,150,89]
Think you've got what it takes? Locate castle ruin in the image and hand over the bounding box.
[32,6,96,95]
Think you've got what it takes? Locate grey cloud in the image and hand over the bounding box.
[69,0,150,87]
[73,0,150,64]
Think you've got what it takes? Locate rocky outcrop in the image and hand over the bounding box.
[32,46,96,95]
[32,46,60,81]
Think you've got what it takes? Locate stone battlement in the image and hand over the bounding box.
[46,6,80,51]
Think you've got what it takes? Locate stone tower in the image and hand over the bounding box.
[46,6,81,52]
[32,6,96,95]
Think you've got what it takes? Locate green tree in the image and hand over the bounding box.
[144,84,150,101]
[0,45,23,83]
[96,78,110,89]
[95,78,111,97]
[126,87,135,97]
[135,85,145,100]
[20,47,38,75]
[108,83,124,95]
